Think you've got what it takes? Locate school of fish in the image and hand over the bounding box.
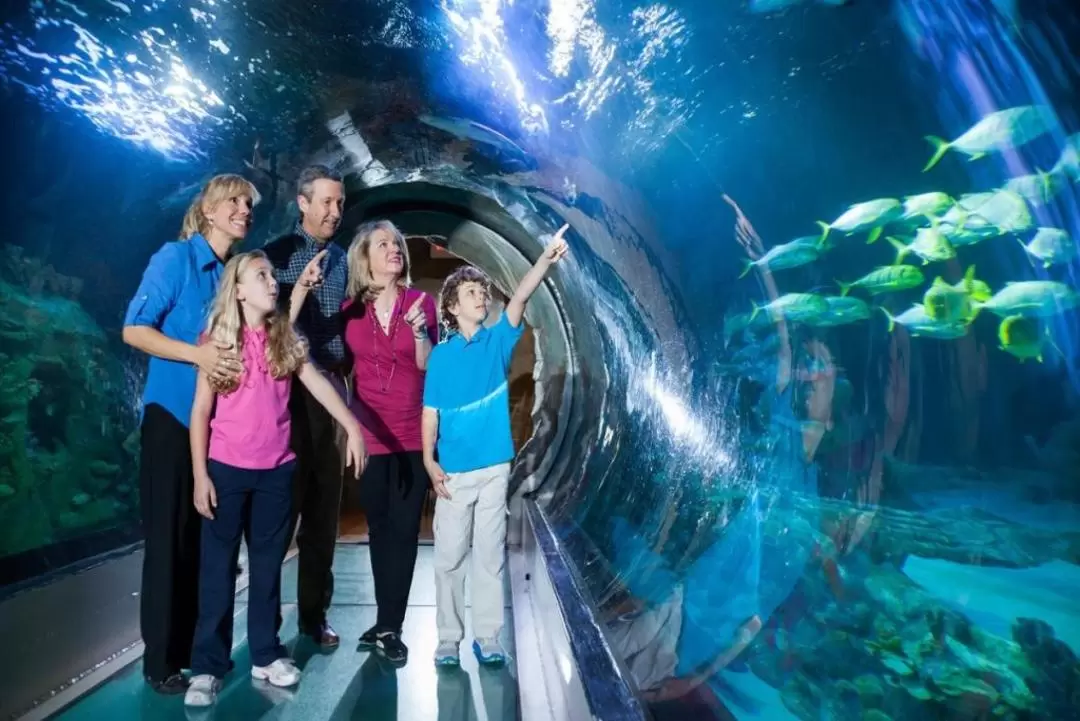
[726,104,1079,366]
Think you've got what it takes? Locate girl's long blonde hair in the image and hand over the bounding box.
[346,219,413,303]
[179,174,261,240]
[203,250,308,395]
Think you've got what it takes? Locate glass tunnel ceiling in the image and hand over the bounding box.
[1,0,708,519]
[3,0,1080,720]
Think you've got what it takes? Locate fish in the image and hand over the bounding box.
[723,309,769,347]
[749,293,830,324]
[960,188,1033,234]
[939,263,992,303]
[938,213,1001,247]
[731,332,782,364]
[973,280,1080,319]
[923,266,982,323]
[922,105,1056,172]
[936,190,1030,247]
[837,265,925,297]
[997,314,1053,363]
[901,192,954,222]
[878,304,971,339]
[791,233,836,252]
[158,177,210,210]
[723,310,775,348]
[817,198,903,247]
[1050,133,1080,181]
[887,224,956,265]
[1005,169,1064,206]
[953,274,993,303]
[738,237,822,279]
[804,296,871,327]
[1018,227,1077,268]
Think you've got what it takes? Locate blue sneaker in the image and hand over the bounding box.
[472,638,507,665]
[434,641,460,667]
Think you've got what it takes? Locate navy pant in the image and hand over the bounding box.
[190,459,295,678]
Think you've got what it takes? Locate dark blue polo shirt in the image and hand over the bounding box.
[123,234,225,427]
[422,313,524,473]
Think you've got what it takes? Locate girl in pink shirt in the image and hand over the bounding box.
[185,250,366,709]
[340,220,438,665]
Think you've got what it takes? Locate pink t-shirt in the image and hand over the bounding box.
[208,326,296,470]
[342,288,438,455]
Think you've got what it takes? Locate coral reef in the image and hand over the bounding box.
[0,245,139,558]
[743,555,1078,721]
[589,458,1080,720]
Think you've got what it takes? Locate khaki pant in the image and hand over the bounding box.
[433,462,511,642]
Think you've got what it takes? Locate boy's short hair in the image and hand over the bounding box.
[439,265,491,333]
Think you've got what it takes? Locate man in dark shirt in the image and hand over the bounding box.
[263,164,349,648]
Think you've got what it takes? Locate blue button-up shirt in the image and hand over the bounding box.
[422,313,524,473]
[263,222,348,370]
[123,234,225,427]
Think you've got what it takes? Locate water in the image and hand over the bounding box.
[1,0,1079,719]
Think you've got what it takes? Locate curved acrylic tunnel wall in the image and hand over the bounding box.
[2,0,1080,720]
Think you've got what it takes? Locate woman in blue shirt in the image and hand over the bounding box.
[122,174,257,694]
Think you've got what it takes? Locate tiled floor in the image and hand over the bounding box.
[54,546,519,721]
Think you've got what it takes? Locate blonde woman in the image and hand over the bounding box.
[122,173,255,694]
[338,219,438,665]
[184,250,366,708]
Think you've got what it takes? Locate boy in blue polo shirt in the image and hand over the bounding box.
[422,224,570,667]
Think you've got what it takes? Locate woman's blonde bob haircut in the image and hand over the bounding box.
[345,219,413,303]
[202,250,308,395]
[179,173,261,240]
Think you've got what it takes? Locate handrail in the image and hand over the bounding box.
[525,500,648,721]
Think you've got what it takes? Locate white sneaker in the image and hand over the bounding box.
[472,638,507,665]
[184,674,222,707]
[251,658,301,688]
[434,640,460,667]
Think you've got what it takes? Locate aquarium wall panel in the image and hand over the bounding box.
[0,107,149,584]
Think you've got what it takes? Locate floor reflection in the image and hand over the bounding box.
[55,546,519,721]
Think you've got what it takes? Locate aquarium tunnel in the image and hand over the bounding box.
[2,0,1080,719]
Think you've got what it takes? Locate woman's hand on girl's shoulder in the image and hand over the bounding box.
[194,339,243,383]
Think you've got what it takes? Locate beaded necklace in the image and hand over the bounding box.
[370,293,401,393]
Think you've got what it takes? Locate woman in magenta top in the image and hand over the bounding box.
[341,219,439,664]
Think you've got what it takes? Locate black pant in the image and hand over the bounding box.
[359,451,430,632]
[191,460,294,677]
[284,378,345,630]
[139,403,201,680]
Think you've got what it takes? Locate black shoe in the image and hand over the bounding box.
[374,631,408,665]
[145,672,188,695]
[301,621,340,649]
[357,625,380,649]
